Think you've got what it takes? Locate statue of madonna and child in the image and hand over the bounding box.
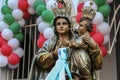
[29,0,103,80]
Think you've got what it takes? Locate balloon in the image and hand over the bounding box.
[17,19,25,27]
[7,0,18,9]
[18,0,29,11]
[77,2,84,13]
[93,12,103,25]
[90,24,97,36]
[38,21,50,33]
[13,47,24,58]
[0,21,9,31]
[0,12,4,21]
[28,0,36,7]
[92,32,104,46]
[43,27,54,39]
[37,33,47,48]
[98,4,111,17]
[0,37,7,48]
[4,14,14,25]
[28,7,36,14]
[33,0,45,10]
[76,12,82,23]
[13,32,24,42]
[9,22,21,34]
[1,5,12,15]
[12,9,23,20]
[8,63,19,69]
[103,34,109,44]
[97,22,110,35]
[1,29,13,40]
[1,44,12,57]
[36,5,46,16]
[83,1,97,10]
[93,0,106,7]
[0,55,8,67]
[8,53,20,65]
[100,45,108,57]
[8,38,20,49]
[36,16,43,24]
[41,10,54,23]
[23,11,31,19]
[46,0,58,10]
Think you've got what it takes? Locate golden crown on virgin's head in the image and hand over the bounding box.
[82,1,96,20]
[51,0,71,18]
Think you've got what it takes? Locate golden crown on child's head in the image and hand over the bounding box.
[82,1,96,20]
[51,0,71,18]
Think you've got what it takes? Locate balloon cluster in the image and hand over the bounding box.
[76,0,113,57]
[0,0,56,69]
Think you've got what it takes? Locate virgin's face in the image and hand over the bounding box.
[78,20,87,35]
[55,18,69,34]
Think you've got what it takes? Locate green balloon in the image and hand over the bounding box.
[36,5,46,16]
[9,22,21,34]
[1,5,12,15]
[4,14,14,25]
[98,4,111,16]
[41,10,54,23]
[33,0,45,10]
[93,0,106,7]
[13,33,24,42]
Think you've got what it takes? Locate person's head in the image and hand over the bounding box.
[77,17,93,35]
[53,16,71,35]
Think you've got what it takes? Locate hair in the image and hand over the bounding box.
[79,17,93,32]
[53,16,71,35]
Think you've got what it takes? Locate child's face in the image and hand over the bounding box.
[78,20,88,35]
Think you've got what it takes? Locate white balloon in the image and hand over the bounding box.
[97,22,110,35]
[45,0,56,3]
[106,0,113,3]
[93,12,103,25]
[7,0,18,9]
[13,47,24,58]
[38,21,50,33]
[0,54,8,67]
[84,1,97,10]
[12,9,23,20]
[46,0,58,10]
[28,0,36,7]
[8,38,20,49]
[17,19,25,27]
[0,12,4,21]
[103,34,110,44]
[1,29,13,40]
[28,7,36,14]
[8,63,19,69]
[43,27,54,39]
[0,21,9,31]
[36,16,43,24]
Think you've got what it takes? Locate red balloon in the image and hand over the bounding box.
[0,37,7,47]
[23,11,30,19]
[8,53,20,65]
[1,44,12,57]
[90,24,97,36]
[77,2,84,13]
[92,32,104,46]
[100,45,107,57]
[37,34,47,48]
[76,12,82,23]
[18,0,29,11]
